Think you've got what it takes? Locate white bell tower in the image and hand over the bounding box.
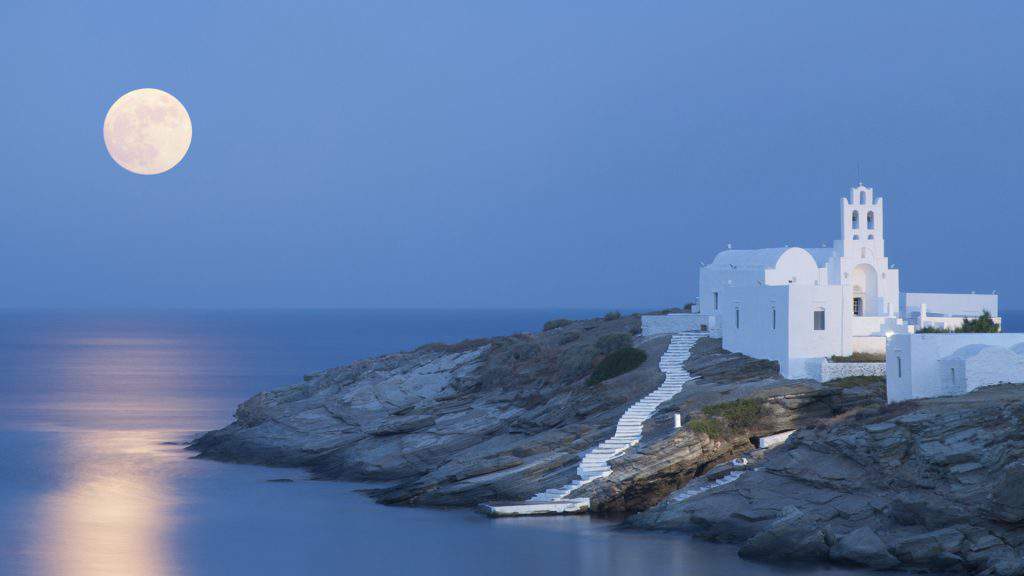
[841,184,884,259]
[834,184,899,317]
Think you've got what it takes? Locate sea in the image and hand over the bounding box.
[5,308,1009,575]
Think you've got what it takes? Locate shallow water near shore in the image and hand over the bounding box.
[3,309,1001,575]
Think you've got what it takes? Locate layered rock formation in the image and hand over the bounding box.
[632,384,1024,575]
[581,338,884,512]
[193,317,880,510]
[192,314,673,505]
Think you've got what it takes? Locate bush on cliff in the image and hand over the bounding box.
[543,318,572,331]
[688,398,767,439]
[596,333,632,354]
[589,347,646,384]
[603,311,622,321]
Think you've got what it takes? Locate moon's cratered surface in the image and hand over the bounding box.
[103,88,191,175]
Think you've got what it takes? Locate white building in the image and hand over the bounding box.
[694,184,998,379]
[886,334,1024,402]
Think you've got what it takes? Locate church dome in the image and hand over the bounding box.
[708,247,813,270]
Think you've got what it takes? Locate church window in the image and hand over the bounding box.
[771,307,777,330]
[897,356,902,378]
[813,309,826,331]
[852,210,860,229]
[867,211,875,229]
[735,307,740,329]
[853,234,860,240]
[853,297,863,316]
[713,292,719,310]
[861,247,867,258]
[859,190,866,204]
[868,234,874,239]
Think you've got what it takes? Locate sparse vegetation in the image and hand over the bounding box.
[603,311,622,321]
[687,398,767,439]
[687,416,724,438]
[959,310,1000,333]
[542,318,572,331]
[589,347,647,384]
[827,375,885,389]
[828,352,885,363]
[916,310,1000,334]
[596,333,632,354]
[647,307,686,316]
[558,332,581,345]
[703,398,766,428]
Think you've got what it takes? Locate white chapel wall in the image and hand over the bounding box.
[886,333,1024,403]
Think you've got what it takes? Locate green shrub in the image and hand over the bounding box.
[958,310,1000,333]
[916,311,1000,334]
[589,347,647,384]
[543,318,572,331]
[596,333,632,354]
[687,398,767,439]
[687,417,724,438]
[828,352,885,363]
[603,311,622,321]
[702,398,765,429]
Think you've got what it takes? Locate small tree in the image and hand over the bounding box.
[957,310,1000,333]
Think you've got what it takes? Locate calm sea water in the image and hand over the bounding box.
[2,309,997,576]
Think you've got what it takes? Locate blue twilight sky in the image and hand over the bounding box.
[0,2,1020,309]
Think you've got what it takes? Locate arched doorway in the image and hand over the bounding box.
[851,263,878,316]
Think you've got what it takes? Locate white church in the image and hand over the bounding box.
[693,184,998,379]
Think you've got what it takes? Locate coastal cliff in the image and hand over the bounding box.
[193,314,672,505]
[631,383,1024,575]
[193,314,1024,573]
[192,314,875,507]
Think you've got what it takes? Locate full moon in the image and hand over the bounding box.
[103,88,192,175]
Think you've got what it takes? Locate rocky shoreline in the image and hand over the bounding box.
[631,384,1024,575]
[192,313,1024,574]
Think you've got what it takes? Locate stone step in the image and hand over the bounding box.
[522,335,702,509]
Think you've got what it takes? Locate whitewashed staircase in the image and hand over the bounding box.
[528,332,706,504]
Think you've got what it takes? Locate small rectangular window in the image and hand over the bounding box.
[714,292,719,310]
[813,310,826,331]
[771,307,776,330]
[897,356,902,378]
[735,308,740,329]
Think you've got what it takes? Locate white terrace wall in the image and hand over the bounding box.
[886,333,1024,403]
[852,336,887,354]
[902,292,998,318]
[641,313,709,336]
[818,359,886,382]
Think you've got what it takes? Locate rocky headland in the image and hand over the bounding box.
[632,384,1024,575]
[192,313,1024,574]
